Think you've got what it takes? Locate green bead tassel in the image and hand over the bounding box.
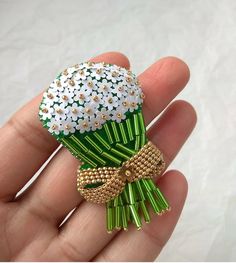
[105,178,169,232]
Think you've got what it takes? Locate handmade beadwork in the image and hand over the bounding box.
[39,61,170,232]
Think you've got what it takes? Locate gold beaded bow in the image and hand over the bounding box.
[77,141,165,204]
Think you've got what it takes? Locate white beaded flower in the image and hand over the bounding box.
[74,68,90,80]
[82,101,98,118]
[106,71,120,83]
[76,117,91,134]
[61,119,76,135]
[97,79,112,95]
[90,68,106,80]
[67,66,77,75]
[111,106,127,123]
[90,116,102,131]
[40,61,144,136]
[111,83,128,98]
[43,90,59,106]
[47,119,61,135]
[104,94,119,110]
[90,91,103,105]
[58,88,74,106]
[96,107,111,123]
[74,86,91,104]
[67,103,84,121]
[53,104,69,120]
[49,79,65,93]
[39,104,54,120]
[80,76,97,90]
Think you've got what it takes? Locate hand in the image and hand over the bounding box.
[0,52,196,261]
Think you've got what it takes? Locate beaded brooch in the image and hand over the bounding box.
[39,61,170,232]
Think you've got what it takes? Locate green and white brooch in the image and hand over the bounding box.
[39,61,170,232]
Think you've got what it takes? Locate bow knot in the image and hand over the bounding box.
[77,141,165,204]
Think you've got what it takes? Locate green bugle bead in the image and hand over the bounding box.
[115,206,121,229]
[119,122,128,144]
[135,180,146,201]
[140,200,150,223]
[84,135,103,153]
[133,114,140,136]
[106,204,114,233]
[146,191,161,214]
[93,132,111,150]
[110,148,130,160]
[138,112,146,134]
[135,135,140,151]
[126,118,134,141]
[155,187,170,210]
[121,206,128,230]
[116,143,136,156]
[128,183,135,204]
[101,151,122,165]
[140,133,146,147]
[87,150,106,165]
[111,122,120,142]
[70,135,89,152]
[129,204,142,229]
[104,123,114,144]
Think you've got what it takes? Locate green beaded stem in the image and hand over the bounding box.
[59,108,169,232]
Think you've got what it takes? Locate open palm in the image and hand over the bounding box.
[0,52,196,261]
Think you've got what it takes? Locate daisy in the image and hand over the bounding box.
[104,93,119,110]
[39,104,54,120]
[136,91,145,104]
[49,78,66,93]
[74,68,90,80]
[119,97,130,110]
[53,104,69,120]
[61,68,74,79]
[123,74,135,86]
[96,107,111,123]
[58,74,71,90]
[118,66,129,75]
[47,118,61,135]
[106,64,120,72]
[61,118,76,136]
[90,91,103,105]
[111,106,127,123]
[67,66,78,76]
[111,83,128,98]
[83,61,96,69]
[90,62,105,69]
[80,76,97,90]
[97,79,112,94]
[58,88,74,105]
[90,68,106,80]
[106,70,120,83]
[82,101,98,117]
[43,89,59,106]
[67,103,84,121]
[66,78,80,94]
[127,94,139,112]
[90,115,103,131]
[74,86,91,105]
[74,63,86,70]
[76,117,91,133]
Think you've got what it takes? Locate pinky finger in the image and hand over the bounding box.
[93,170,188,262]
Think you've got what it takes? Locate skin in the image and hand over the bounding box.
[0,52,197,261]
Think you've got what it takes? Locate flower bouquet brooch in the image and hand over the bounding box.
[39,61,170,232]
